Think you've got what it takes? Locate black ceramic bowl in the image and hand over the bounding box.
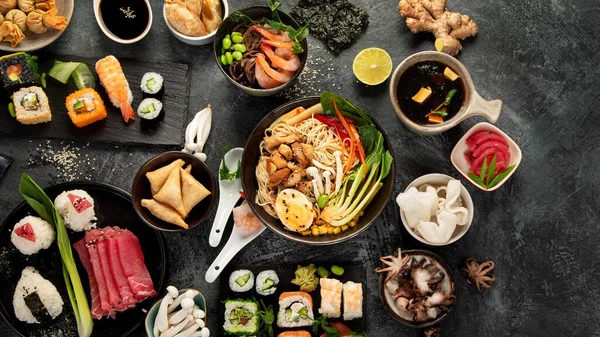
[213,6,308,97]
[132,152,216,232]
[378,249,457,328]
[242,96,396,245]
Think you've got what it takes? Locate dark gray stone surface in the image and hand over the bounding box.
[0,0,599,336]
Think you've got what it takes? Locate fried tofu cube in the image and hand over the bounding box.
[412,86,432,104]
[444,67,459,81]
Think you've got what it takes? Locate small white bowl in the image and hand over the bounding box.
[451,122,522,192]
[398,173,474,246]
[93,0,153,44]
[163,0,229,46]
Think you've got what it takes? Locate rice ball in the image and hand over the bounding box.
[13,266,63,324]
[11,216,55,255]
[54,189,97,232]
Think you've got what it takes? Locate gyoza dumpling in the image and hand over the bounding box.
[164,0,206,37]
[200,0,221,33]
[146,159,185,195]
[42,6,66,30]
[0,21,23,47]
[26,9,46,33]
[153,166,186,216]
[0,0,16,15]
[17,0,34,13]
[183,0,201,17]
[33,0,54,11]
[141,199,188,229]
[180,166,210,216]
[442,180,469,226]
[0,12,5,25]
[5,9,26,32]
[396,186,438,228]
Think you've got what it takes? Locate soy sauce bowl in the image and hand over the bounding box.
[93,0,153,44]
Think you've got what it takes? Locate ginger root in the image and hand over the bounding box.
[398,0,478,56]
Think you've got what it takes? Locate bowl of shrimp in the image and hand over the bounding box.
[213,6,308,96]
[163,0,229,46]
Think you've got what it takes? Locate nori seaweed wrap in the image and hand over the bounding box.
[0,52,40,92]
[23,292,51,323]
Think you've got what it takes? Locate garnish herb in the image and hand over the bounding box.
[445,89,457,105]
[255,298,274,337]
[8,102,15,117]
[309,315,368,337]
[19,174,94,337]
[41,72,47,89]
[219,144,241,181]
[264,0,309,54]
[467,153,516,189]
[429,108,448,117]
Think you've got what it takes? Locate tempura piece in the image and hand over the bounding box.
[42,6,66,30]
[141,199,188,229]
[0,21,24,47]
[164,0,206,37]
[146,159,185,195]
[180,166,210,216]
[200,0,221,33]
[153,166,186,216]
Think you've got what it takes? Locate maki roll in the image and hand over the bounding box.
[137,98,163,120]
[319,278,342,318]
[256,270,279,296]
[13,267,63,324]
[65,88,108,128]
[223,299,259,335]
[277,292,314,328]
[13,86,51,125]
[10,216,55,255]
[229,269,254,292]
[342,281,363,320]
[54,189,97,232]
[0,52,40,92]
[140,72,164,96]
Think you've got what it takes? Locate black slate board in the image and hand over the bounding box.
[218,264,366,336]
[0,54,190,146]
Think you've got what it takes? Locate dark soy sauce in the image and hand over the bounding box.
[396,61,466,125]
[99,0,150,40]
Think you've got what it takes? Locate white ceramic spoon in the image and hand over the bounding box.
[205,223,265,283]
[209,147,244,247]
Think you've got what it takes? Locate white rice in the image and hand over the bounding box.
[10,216,55,255]
[229,270,254,292]
[343,281,363,321]
[255,270,279,296]
[137,98,163,120]
[13,266,63,324]
[277,294,313,328]
[54,189,96,232]
[140,72,163,94]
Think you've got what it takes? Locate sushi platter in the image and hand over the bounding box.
[0,53,191,146]
[218,264,366,336]
[0,181,166,337]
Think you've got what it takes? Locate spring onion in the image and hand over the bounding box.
[19,174,93,337]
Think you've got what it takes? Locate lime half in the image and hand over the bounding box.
[352,48,393,86]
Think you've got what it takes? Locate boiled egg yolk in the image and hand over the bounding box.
[275,188,314,232]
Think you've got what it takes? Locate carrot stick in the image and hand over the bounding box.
[332,99,365,173]
[344,140,355,174]
[428,115,444,124]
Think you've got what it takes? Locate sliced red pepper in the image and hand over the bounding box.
[239,191,246,200]
[332,100,366,170]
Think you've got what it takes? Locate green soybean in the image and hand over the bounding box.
[8,102,15,117]
[225,52,233,65]
[231,31,242,37]
[233,43,246,53]
[317,266,329,278]
[331,265,345,276]
[220,54,227,66]
[222,37,232,50]
[317,195,329,209]
[232,51,243,60]
[232,34,244,44]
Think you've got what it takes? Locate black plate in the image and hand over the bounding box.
[0,182,167,337]
[218,264,367,336]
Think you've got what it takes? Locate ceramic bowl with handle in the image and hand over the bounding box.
[390,51,502,135]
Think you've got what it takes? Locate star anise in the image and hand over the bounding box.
[461,258,496,292]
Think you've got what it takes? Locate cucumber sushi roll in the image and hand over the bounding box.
[137,98,163,120]
[229,269,254,292]
[255,270,279,296]
[140,72,163,95]
[223,299,259,335]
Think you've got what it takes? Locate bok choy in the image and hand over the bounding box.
[19,174,93,337]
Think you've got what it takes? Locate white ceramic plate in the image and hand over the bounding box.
[0,0,74,52]
[451,122,522,192]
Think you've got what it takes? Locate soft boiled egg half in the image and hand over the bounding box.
[275,189,314,232]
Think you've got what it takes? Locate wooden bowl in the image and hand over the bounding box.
[132,151,216,232]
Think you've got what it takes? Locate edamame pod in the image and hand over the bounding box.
[232,51,243,60]
[232,34,244,44]
[225,52,233,65]
[233,44,247,53]
[222,37,232,50]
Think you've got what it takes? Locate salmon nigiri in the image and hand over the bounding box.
[95,55,135,122]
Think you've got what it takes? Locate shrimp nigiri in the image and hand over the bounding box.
[95,55,135,122]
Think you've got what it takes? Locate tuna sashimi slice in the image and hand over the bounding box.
[86,230,126,312]
[104,227,136,307]
[83,232,112,314]
[113,229,156,300]
[466,131,508,151]
[73,239,104,320]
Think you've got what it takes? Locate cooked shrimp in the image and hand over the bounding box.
[256,54,294,84]
[233,201,264,232]
[255,57,283,89]
[260,44,300,72]
[261,39,294,49]
[95,56,135,122]
[253,26,291,42]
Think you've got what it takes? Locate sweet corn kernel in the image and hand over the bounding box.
[301,230,311,236]
[318,226,328,235]
[333,227,341,235]
[349,221,357,227]
[341,224,349,231]
[327,227,334,235]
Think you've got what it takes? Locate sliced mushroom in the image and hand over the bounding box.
[268,168,291,187]
[291,142,309,167]
[271,150,288,169]
[278,144,293,160]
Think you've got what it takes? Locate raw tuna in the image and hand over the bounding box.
[113,229,156,300]
[80,232,113,315]
[15,223,35,242]
[68,193,93,213]
[73,239,107,319]
[466,131,507,150]
[464,130,511,178]
[104,227,136,307]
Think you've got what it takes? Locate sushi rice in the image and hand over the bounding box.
[137,98,163,120]
[54,189,97,232]
[10,216,55,255]
[13,266,63,324]
[255,270,279,296]
[229,270,254,293]
[140,72,163,95]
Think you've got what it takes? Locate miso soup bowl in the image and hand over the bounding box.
[93,0,153,44]
[390,51,502,136]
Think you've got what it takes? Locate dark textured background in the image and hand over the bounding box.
[0,0,599,336]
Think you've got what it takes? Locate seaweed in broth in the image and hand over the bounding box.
[396,61,465,125]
